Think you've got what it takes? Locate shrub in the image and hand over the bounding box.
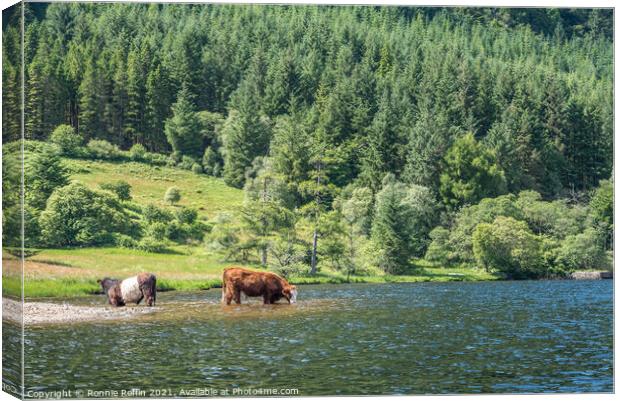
[163,220,183,241]
[49,124,83,156]
[144,152,168,166]
[590,180,613,227]
[99,181,132,201]
[191,163,203,174]
[424,227,452,265]
[554,228,611,271]
[136,237,168,253]
[164,186,181,205]
[145,222,168,241]
[87,139,122,160]
[39,183,131,246]
[213,163,222,177]
[129,143,147,161]
[437,194,523,265]
[202,147,220,176]
[205,213,240,253]
[113,234,138,249]
[143,204,173,224]
[516,191,586,239]
[175,207,198,224]
[165,220,207,243]
[178,155,196,170]
[170,151,182,163]
[472,216,545,279]
[589,179,613,248]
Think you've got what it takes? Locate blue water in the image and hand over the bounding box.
[4,280,614,396]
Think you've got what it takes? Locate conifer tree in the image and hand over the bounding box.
[125,47,148,145]
[360,89,402,193]
[299,127,337,275]
[221,79,272,188]
[145,63,174,152]
[439,133,507,208]
[78,58,100,140]
[371,174,414,274]
[164,86,203,158]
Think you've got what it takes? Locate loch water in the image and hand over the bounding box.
[4,280,614,396]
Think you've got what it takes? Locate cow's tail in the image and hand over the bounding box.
[151,275,157,306]
[221,269,230,304]
[221,278,226,304]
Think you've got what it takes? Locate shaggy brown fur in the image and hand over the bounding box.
[222,267,297,305]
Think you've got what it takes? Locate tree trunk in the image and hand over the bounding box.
[310,160,322,275]
[260,176,268,267]
[310,228,318,275]
[261,247,267,267]
[349,224,355,259]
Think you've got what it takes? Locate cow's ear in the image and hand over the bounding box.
[96,279,102,284]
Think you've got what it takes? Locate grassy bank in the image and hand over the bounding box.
[2,157,501,300]
[67,159,244,219]
[2,247,498,299]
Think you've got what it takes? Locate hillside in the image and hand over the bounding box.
[66,159,244,219]
[1,4,612,297]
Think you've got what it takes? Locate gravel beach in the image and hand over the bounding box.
[2,297,158,325]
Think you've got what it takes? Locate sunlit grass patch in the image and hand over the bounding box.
[65,158,244,219]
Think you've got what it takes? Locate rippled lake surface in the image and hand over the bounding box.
[8,280,615,395]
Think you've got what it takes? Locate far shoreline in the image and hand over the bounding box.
[2,269,612,301]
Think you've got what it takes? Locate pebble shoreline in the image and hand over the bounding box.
[2,297,158,325]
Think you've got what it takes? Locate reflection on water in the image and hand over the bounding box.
[2,320,22,397]
[19,280,614,395]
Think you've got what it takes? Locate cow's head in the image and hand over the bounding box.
[283,284,297,304]
[97,277,118,293]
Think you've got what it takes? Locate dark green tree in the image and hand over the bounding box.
[439,133,507,208]
[39,183,132,246]
[360,89,404,193]
[145,63,174,151]
[164,86,203,158]
[371,174,415,274]
[24,146,69,211]
[221,79,272,188]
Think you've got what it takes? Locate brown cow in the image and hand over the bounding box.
[97,272,157,307]
[221,267,297,305]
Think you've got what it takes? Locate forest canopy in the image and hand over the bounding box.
[2,3,613,279]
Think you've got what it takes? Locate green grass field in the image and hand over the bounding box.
[66,159,244,219]
[3,246,497,298]
[2,158,498,299]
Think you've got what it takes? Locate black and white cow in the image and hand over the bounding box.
[97,273,157,307]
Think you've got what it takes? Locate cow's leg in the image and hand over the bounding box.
[142,275,157,306]
[233,288,242,304]
[223,285,234,305]
[140,286,154,306]
[145,294,154,307]
[263,293,271,304]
